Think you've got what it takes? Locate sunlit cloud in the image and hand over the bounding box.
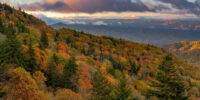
[26,10,198,20]
[1,0,200,19]
[1,0,41,5]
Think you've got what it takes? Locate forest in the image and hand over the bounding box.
[163,40,200,67]
[0,3,200,100]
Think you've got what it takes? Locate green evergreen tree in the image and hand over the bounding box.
[91,67,113,100]
[87,44,95,55]
[129,59,138,75]
[27,39,37,73]
[99,52,104,62]
[21,23,29,33]
[129,59,140,75]
[63,56,78,90]
[0,18,4,33]
[81,48,86,55]
[114,73,133,100]
[46,63,59,88]
[46,54,60,88]
[54,31,60,42]
[99,46,104,62]
[40,30,48,48]
[6,24,16,37]
[0,36,27,68]
[147,55,189,100]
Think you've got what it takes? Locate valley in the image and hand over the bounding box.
[49,19,200,46]
[0,3,200,100]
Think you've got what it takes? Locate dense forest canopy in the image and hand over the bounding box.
[0,3,200,100]
[163,40,200,67]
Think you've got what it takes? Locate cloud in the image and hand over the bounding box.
[38,15,87,25]
[43,1,71,11]
[21,0,171,13]
[92,21,107,26]
[159,0,200,15]
[20,1,71,12]
[26,10,198,20]
[187,0,197,3]
[3,0,200,19]
[18,0,200,16]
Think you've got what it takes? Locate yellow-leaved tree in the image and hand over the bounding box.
[2,67,47,100]
[33,71,47,91]
[55,89,83,100]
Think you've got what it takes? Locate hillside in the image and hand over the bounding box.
[0,3,47,29]
[0,4,200,100]
[163,40,200,66]
[50,19,200,46]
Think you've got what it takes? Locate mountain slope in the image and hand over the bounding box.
[50,19,200,46]
[163,40,200,66]
[0,3,47,29]
[0,4,200,100]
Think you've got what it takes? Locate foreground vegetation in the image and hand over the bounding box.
[0,4,200,100]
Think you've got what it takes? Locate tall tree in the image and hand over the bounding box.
[63,56,78,90]
[129,59,140,75]
[0,18,4,33]
[2,67,47,100]
[91,67,113,100]
[114,73,134,100]
[0,35,27,68]
[54,31,60,42]
[147,55,189,100]
[46,54,60,88]
[27,39,37,73]
[40,30,48,48]
[5,24,16,38]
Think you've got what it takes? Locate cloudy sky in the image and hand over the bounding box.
[2,0,200,19]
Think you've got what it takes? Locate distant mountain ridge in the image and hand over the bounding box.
[1,3,200,100]
[50,20,200,46]
[162,40,200,66]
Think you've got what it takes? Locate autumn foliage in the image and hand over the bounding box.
[0,3,200,100]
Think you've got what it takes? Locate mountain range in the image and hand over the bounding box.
[50,19,200,46]
[0,3,200,100]
[163,40,200,67]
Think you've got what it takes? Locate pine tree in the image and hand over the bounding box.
[0,18,4,33]
[54,31,59,42]
[91,67,113,100]
[46,54,59,88]
[0,36,27,68]
[81,48,86,55]
[63,56,78,90]
[114,73,136,100]
[147,55,189,100]
[3,24,16,38]
[27,40,37,73]
[129,59,140,75]
[40,30,48,48]
[87,44,95,56]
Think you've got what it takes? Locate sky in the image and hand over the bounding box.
[1,0,200,20]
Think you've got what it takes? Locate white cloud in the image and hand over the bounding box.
[187,0,197,3]
[131,0,138,3]
[0,0,41,5]
[26,10,199,20]
[92,21,107,26]
[140,0,173,10]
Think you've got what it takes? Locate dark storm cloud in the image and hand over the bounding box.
[20,0,200,15]
[43,1,71,11]
[21,1,71,12]
[71,0,153,13]
[21,0,170,13]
